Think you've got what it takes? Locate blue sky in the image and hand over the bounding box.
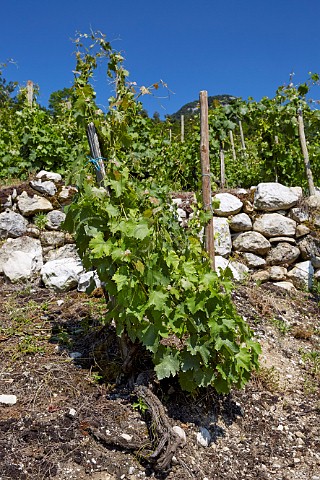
[1,0,320,117]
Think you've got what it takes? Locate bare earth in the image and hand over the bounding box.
[0,277,319,480]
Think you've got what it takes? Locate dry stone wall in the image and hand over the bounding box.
[0,172,320,293]
[175,183,320,292]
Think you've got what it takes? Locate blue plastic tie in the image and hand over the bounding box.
[86,156,106,172]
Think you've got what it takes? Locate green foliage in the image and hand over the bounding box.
[64,160,260,394]
[0,84,87,179]
[34,213,48,230]
[48,87,73,115]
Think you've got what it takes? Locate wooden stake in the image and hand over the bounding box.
[86,122,106,186]
[239,120,246,150]
[274,135,279,183]
[229,130,237,161]
[181,114,185,142]
[297,108,316,196]
[27,80,33,107]
[199,90,215,270]
[220,143,225,189]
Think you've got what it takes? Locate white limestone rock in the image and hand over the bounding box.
[297,235,320,260]
[0,236,43,275]
[213,217,232,257]
[289,207,309,223]
[214,256,249,281]
[306,195,320,210]
[58,186,78,202]
[44,244,80,263]
[172,426,186,445]
[0,394,17,405]
[36,170,62,183]
[196,427,211,447]
[229,213,252,232]
[242,252,266,268]
[17,191,53,216]
[253,213,296,238]
[296,224,311,238]
[253,183,300,211]
[243,200,254,214]
[269,236,296,245]
[77,271,101,292]
[0,210,28,238]
[287,261,314,291]
[232,231,271,255]
[41,257,84,292]
[251,270,271,283]
[213,193,243,217]
[46,210,66,230]
[273,281,296,292]
[40,231,66,247]
[266,243,300,266]
[269,266,287,281]
[30,179,57,196]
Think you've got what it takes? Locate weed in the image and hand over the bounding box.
[51,328,73,347]
[17,286,33,296]
[133,397,149,414]
[292,326,314,340]
[90,372,104,384]
[270,317,291,335]
[34,213,47,230]
[300,349,320,379]
[252,366,281,392]
[303,377,318,395]
[16,335,44,356]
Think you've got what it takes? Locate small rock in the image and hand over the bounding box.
[68,408,77,416]
[213,217,232,256]
[36,170,62,182]
[242,252,266,268]
[173,425,186,445]
[58,185,78,202]
[253,213,296,238]
[0,210,28,238]
[196,427,211,447]
[69,352,82,359]
[269,236,296,245]
[229,213,252,232]
[251,270,271,283]
[213,192,243,216]
[120,433,133,442]
[0,394,17,405]
[273,281,296,292]
[253,183,300,211]
[17,191,53,216]
[30,179,57,196]
[269,266,287,281]
[233,231,271,255]
[296,224,310,238]
[287,260,314,290]
[77,271,101,292]
[46,210,66,230]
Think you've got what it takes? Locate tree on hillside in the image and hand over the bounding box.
[48,87,73,114]
[0,64,18,106]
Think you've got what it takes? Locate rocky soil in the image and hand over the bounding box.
[0,276,319,480]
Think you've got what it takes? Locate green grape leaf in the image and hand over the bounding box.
[154,353,180,380]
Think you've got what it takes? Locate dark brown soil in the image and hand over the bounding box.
[0,277,319,480]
